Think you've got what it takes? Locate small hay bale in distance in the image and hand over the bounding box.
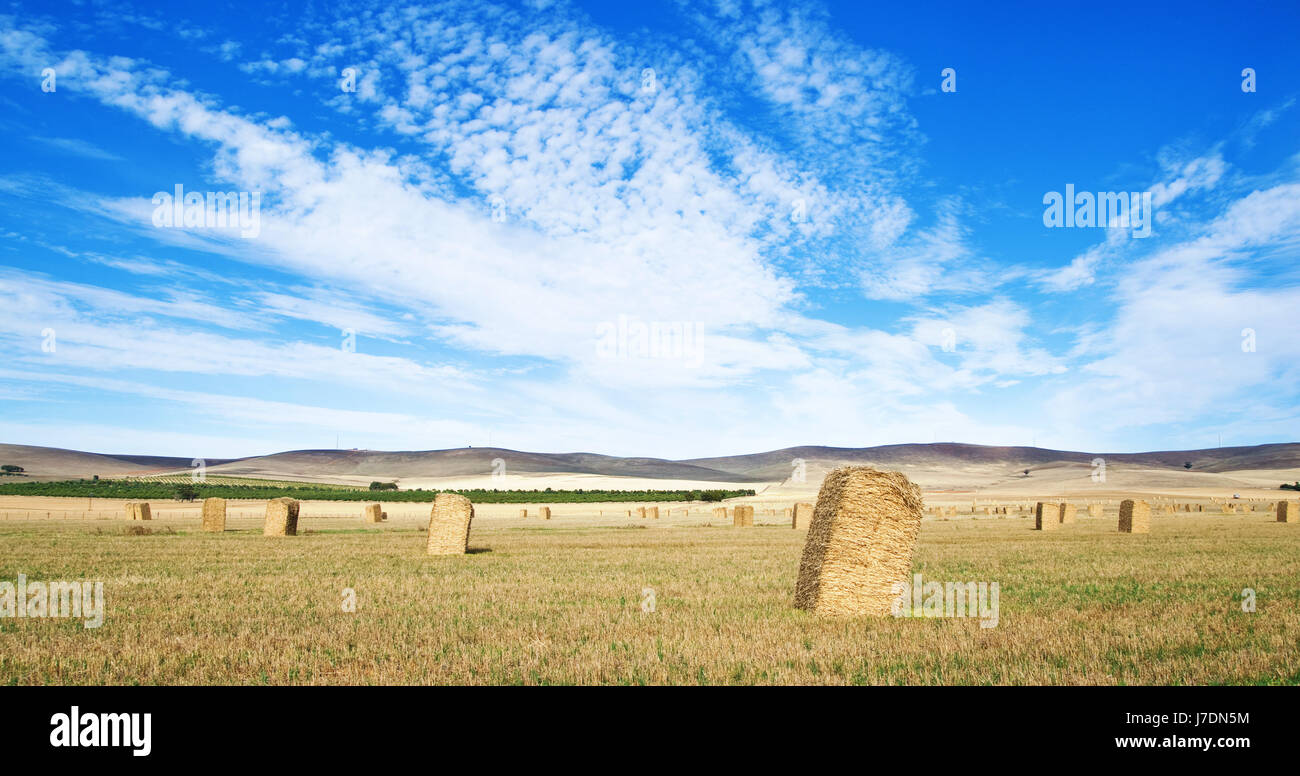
[784,507,794,521]
[636,507,646,518]
[1277,501,1294,523]
[136,502,151,521]
[123,501,136,520]
[518,508,528,518]
[733,505,754,527]
[792,502,813,530]
[648,506,659,519]
[201,497,226,532]
[1088,504,1103,518]
[793,466,923,617]
[1058,503,1077,524]
[1118,499,1150,534]
[712,506,727,520]
[426,493,474,555]
[1034,502,1057,531]
[363,503,383,524]
[539,506,551,520]
[263,497,300,536]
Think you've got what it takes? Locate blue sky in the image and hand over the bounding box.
[1,0,1298,459]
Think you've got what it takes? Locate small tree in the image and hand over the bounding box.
[1023,469,1030,477]
[1183,462,1192,470]
[1,464,24,474]
[176,483,198,501]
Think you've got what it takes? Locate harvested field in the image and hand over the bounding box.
[0,500,1296,685]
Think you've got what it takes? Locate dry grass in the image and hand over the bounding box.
[1,510,1297,685]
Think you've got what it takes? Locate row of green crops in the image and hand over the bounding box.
[0,479,755,503]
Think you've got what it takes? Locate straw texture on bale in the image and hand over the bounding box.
[793,502,813,530]
[733,505,754,527]
[1059,503,1077,524]
[539,506,551,520]
[648,506,659,519]
[793,466,923,617]
[201,497,226,532]
[263,498,299,536]
[1035,502,1057,531]
[1119,499,1150,534]
[712,506,727,520]
[124,501,152,521]
[363,503,383,524]
[426,493,474,555]
[1278,501,1294,523]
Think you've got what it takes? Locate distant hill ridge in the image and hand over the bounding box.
[2,441,1298,482]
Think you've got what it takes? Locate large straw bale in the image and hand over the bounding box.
[202,497,226,532]
[363,503,383,524]
[1035,502,1056,531]
[1119,499,1150,534]
[636,507,647,518]
[793,502,813,529]
[793,466,922,616]
[648,506,659,519]
[1278,501,1294,523]
[263,497,299,536]
[1059,503,1076,524]
[733,505,754,527]
[123,501,136,520]
[427,493,474,555]
[539,506,551,520]
[712,506,727,520]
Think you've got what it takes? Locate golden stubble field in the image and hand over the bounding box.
[1,500,1297,685]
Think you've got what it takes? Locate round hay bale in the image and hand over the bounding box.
[793,466,922,616]
[201,497,226,532]
[792,502,813,530]
[733,505,754,527]
[263,497,299,536]
[1034,502,1057,531]
[427,493,474,555]
[1119,499,1150,534]
[363,503,383,524]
